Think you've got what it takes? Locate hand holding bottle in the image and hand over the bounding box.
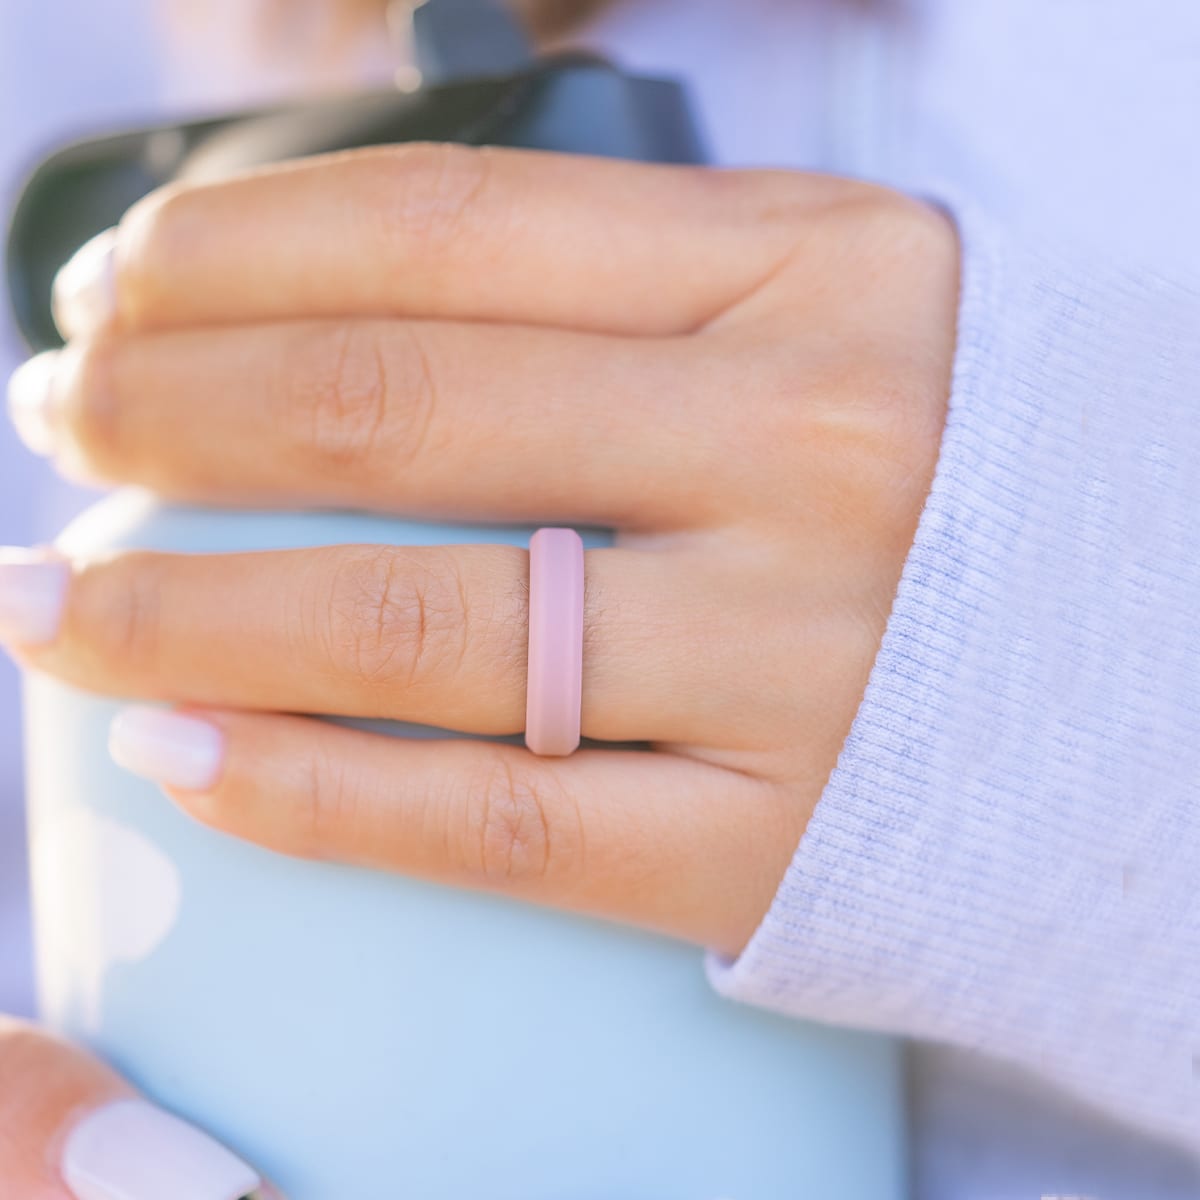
[4,144,959,958]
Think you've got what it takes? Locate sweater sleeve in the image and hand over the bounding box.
[707,200,1200,1152]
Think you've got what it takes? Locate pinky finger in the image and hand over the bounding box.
[0,1016,280,1199]
[108,707,792,957]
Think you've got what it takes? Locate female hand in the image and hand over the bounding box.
[3,145,958,957]
[0,1017,279,1198]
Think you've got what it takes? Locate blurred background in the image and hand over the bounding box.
[0,0,407,1016]
[1,0,161,1017]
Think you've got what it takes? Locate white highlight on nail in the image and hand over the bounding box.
[109,707,226,792]
[0,548,69,646]
[62,1099,261,1200]
[52,227,118,340]
[6,351,62,455]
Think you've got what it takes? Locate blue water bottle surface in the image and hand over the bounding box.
[25,491,907,1199]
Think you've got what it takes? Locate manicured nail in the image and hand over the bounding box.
[0,548,69,646]
[7,350,63,455]
[52,227,118,340]
[110,706,226,792]
[62,1098,262,1200]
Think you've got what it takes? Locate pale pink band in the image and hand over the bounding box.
[525,528,585,757]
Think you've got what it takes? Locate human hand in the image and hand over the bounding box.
[0,1017,279,1198]
[3,145,958,957]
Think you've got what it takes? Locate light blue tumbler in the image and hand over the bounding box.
[26,494,906,1198]
[13,44,906,1200]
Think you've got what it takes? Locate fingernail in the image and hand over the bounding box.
[62,1098,262,1200]
[0,548,69,646]
[110,706,226,792]
[7,350,63,455]
[52,227,118,340]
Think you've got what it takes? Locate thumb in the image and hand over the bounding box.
[0,1017,279,1199]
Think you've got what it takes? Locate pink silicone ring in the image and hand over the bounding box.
[525,528,585,757]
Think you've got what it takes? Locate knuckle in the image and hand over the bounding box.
[836,358,947,476]
[288,323,392,476]
[320,548,467,690]
[464,758,578,888]
[375,142,498,260]
[885,193,957,262]
[808,361,942,519]
[294,744,360,860]
[818,360,926,449]
[118,182,192,324]
[59,337,122,471]
[72,552,164,680]
[386,324,442,470]
[839,186,957,274]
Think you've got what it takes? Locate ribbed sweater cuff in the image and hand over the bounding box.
[705,196,1013,1027]
[705,198,1200,1147]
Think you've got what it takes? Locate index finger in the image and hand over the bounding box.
[56,145,826,339]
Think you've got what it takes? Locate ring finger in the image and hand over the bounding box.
[1,543,765,747]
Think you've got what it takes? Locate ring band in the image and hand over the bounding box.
[525,528,584,757]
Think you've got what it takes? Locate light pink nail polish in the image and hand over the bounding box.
[109,707,226,792]
[52,227,118,340]
[0,548,69,646]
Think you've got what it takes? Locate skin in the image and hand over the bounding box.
[0,1019,132,1198]
[0,1019,282,1197]
[3,144,959,1187]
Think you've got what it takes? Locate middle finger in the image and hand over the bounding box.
[26,320,736,531]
